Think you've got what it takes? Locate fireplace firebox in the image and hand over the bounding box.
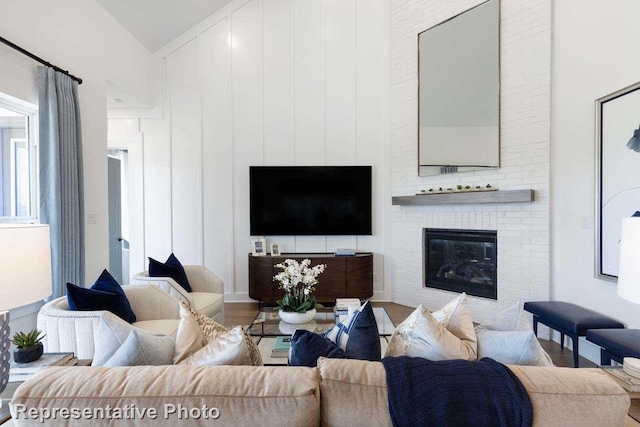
[423,228,497,300]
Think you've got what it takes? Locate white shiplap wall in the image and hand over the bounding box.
[115,0,391,301]
[390,0,552,323]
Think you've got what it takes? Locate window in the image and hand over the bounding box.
[0,93,38,222]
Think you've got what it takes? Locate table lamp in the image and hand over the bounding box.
[618,217,640,305]
[617,217,640,377]
[0,224,52,395]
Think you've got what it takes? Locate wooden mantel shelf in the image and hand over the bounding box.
[392,189,535,206]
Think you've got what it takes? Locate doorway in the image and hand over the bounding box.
[108,151,129,285]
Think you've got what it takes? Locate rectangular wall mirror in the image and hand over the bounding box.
[418,0,500,176]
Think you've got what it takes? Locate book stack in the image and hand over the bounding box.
[9,352,76,382]
[271,336,291,358]
[334,249,356,256]
[334,298,361,322]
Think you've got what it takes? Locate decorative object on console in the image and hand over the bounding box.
[595,82,640,280]
[385,293,477,361]
[66,269,137,323]
[148,253,192,292]
[0,224,52,394]
[274,258,326,324]
[270,243,281,256]
[11,329,45,364]
[251,238,267,257]
[334,248,356,256]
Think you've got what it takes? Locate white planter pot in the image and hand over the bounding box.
[278,308,317,325]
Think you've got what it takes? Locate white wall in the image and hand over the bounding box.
[390,0,552,323]
[110,0,392,301]
[0,0,153,330]
[552,0,640,361]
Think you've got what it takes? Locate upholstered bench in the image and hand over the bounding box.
[586,328,640,365]
[523,301,625,367]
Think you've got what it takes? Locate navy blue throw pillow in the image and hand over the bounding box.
[148,253,192,292]
[288,330,347,367]
[66,273,137,324]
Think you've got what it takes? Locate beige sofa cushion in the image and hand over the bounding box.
[318,358,630,427]
[318,358,391,427]
[509,366,630,427]
[10,365,321,427]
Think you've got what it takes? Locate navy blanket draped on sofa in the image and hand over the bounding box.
[382,356,533,427]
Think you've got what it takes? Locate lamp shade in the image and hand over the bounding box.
[618,217,640,304]
[0,224,52,311]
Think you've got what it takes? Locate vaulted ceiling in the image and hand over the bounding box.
[96,0,234,52]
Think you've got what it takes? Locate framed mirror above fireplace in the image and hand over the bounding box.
[423,228,497,299]
[418,0,500,176]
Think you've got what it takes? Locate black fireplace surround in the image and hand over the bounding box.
[423,228,497,300]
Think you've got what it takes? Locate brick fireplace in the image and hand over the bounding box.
[390,0,551,323]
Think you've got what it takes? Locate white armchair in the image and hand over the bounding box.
[37,285,181,360]
[131,265,224,323]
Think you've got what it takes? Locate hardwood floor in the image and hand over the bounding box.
[223,301,592,368]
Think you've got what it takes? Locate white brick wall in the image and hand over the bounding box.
[390,0,551,322]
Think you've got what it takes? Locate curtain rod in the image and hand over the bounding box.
[0,35,83,85]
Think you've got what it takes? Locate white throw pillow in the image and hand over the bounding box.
[385,293,477,361]
[175,302,262,366]
[173,304,207,364]
[104,330,175,367]
[93,316,136,366]
[475,329,553,366]
[475,302,553,366]
[182,327,254,366]
[478,302,532,332]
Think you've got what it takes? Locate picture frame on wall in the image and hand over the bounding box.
[270,243,281,256]
[251,238,267,257]
[595,81,640,281]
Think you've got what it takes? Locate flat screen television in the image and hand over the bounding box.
[250,166,372,236]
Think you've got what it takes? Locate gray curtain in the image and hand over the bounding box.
[37,67,85,298]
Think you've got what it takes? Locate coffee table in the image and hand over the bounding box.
[247,307,396,365]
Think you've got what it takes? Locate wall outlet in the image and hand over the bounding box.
[581,216,590,229]
[373,273,379,282]
[88,213,98,225]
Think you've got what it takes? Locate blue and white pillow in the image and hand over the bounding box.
[323,301,380,361]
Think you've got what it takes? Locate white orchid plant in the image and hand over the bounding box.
[273,258,326,312]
